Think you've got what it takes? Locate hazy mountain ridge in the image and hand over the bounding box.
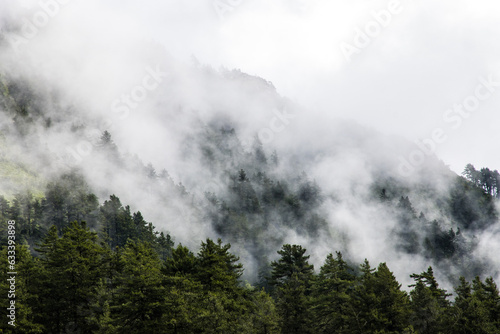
[0,65,499,289]
[2,1,500,332]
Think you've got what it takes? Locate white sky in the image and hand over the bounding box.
[3,0,500,174]
[114,0,500,174]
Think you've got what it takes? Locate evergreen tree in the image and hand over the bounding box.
[195,238,243,292]
[448,276,491,334]
[351,260,411,333]
[481,277,500,330]
[312,251,355,333]
[470,276,499,333]
[194,238,251,333]
[270,244,314,334]
[0,195,9,217]
[162,273,204,333]
[0,245,43,333]
[409,267,450,333]
[112,241,166,334]
[156,231,174,261]
[253,136,267,166]
[98,130,120,163]
[163,244,197,277]
[463,163,480,186]
[371,263,411,332]
[250,289,280,334]
[34,222,110,333]
[100,195,135,248]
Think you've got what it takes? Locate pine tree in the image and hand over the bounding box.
[270,244,314,334]
[156,231,174,261]
[409,266,450,333]
[34,222,110,333]
[372,263,411,332]
[0,245,43,333]
[100,195,135,248]
[195,238,243,292]
[312,252,355,333]
[351,260,411,333]
[98,130,120,163]
[111,241,166,333]
[163,244,197,277]
[470,276,498,333]
[0,195,9,217]
[447,276,497,334]
[239,169,248,182]
[481,277,500,330]
[193,239,250,333]
[162,273,204,333]
[250,289,280,333]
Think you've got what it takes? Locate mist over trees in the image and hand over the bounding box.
[1,32,500,332]
[463,163,500,199]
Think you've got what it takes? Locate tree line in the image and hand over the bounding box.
[1,220,500,333]
[463,163,500,198]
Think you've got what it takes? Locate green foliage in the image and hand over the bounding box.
[42,171,99,232]
[163,244,197,277]
[450,175,497,230]
[100,195,134,248]
[34,222,110,333]
[250,289,280,333]
[111,241,166,333]
[342,260,412,333]
[395,196,420,254]
[447,276,500,334]
[0,222,499,334]
[270,244,314,286]
[0,245,43,333]
[196,238,243,292]
[408,267,451,334]
[369,263,411,333]
[0,143,499,334]
[312,252,355,333]
[463,163,500,198]
[270,244,314,334]
[99,195,165,250]
[4,70,500,334]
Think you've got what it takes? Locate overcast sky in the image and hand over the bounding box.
[115,0,500,175]
[2,0,500,174]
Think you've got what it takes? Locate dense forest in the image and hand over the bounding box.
[1,161,500,333]
[1,52,500,333]
[2,214,500,333]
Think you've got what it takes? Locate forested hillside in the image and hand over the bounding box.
[2,220,500,333]
[1,67,500,333]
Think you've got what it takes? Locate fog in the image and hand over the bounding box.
[1,0,500,290]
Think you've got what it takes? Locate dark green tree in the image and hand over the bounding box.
[194,239,251,333]
[163,244,197,277]
[195,238,243,292]
[448,276,491,334]
[156,231,174,261]
[270,244,314,334]
[34,222,110,333]
[409,267,450,333]
[312,251,355,333]
[111,241,166,334]
[0,245,43,333]
[100,195,135,248]
[250,289,280,334]
[480,277,500,330]
[351,260,411,333]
